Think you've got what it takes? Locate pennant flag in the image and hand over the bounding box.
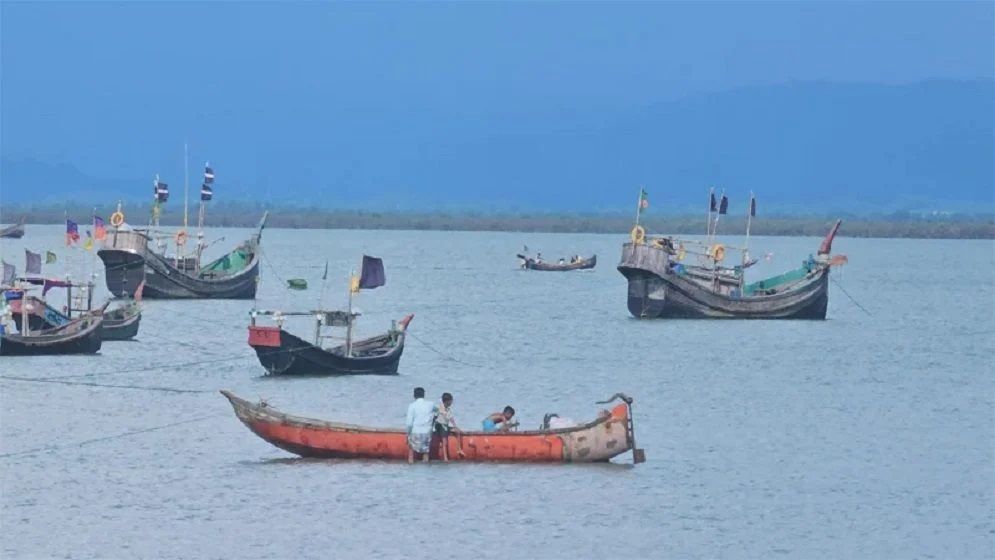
[94,216,107,241]
[200,184,213,201]
[154,177,170,203]
[719,195,729,215]
[45,251,57,264]
[358,255,386,290]
[66,219,80,245]
[710,191,717,212]
[1,260,15,286]
[25,250,41,274]
[84,230,94,251]
[204,164,215,184]
[42,278,71,295]
[639,188,649,209]
[750,196,757,218]
[134,280,145,303]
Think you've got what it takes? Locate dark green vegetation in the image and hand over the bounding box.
[2,203,992,239]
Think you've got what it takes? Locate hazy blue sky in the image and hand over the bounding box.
[1,1,992,210]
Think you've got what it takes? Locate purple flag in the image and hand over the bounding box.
[358,255,385,290]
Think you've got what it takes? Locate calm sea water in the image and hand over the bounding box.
[1,224,992,559]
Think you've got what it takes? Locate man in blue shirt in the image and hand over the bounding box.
[406,387,436,464]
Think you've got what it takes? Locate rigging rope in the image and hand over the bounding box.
[0,412,225,459]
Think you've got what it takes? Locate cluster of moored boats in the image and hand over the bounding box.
[0,178,847,464]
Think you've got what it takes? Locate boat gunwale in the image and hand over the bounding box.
[220,390,619,437]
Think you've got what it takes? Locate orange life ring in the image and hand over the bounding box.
[630,225,646,245]
[175,230,188,245]
[710,244,726,262]
[110,211,125,227]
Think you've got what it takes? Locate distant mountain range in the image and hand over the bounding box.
[2,80,992,215]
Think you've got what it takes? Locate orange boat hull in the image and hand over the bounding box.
[222,391,636,463]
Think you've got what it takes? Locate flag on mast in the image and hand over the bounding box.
[750,195,757,217]
[154,176,170,202]
[201,164,214,201]
[25,250,41,274]
[710,191,717,212]
[45,251,57,264]
[719,195,729,215]
[94,216,107,241]
[65,219,80,246]
[84,230,94,251]
[357,255,386,291]
[639,188,649,209]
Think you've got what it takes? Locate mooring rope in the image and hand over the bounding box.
[0,375,212,394]
[405,330,484,368]
[0,412,225,459]
[829,275,872,316]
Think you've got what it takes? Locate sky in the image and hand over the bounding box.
[1,1,992,211]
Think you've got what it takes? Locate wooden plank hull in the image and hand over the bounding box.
[249,326,404,376]
[102,306,141,340]
[0,223,25,239]
[1,316,103,355]
[221,391,635,463]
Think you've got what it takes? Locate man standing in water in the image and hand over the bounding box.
[406,387,436,464]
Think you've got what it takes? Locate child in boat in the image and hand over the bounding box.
[434,392,462,461]
[482,406,516,432]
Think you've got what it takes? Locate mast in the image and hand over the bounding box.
[196,161,212,269]
[744,190,754,266]
[346,270,354,357]
[181,142,189,264]
[706,187,714,239]
[634,186,643,227]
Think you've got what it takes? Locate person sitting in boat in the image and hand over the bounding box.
[482,406,516,432]
[406,387,437,464]
[558,258,565,265]
[434,392,462,462]
[535,253,543,263]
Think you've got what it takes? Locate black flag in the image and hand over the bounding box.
[204,165,215,184]
[358,255,386,290]
[201,184,213,201]
[25,249,41,274]
[710,192,717,212]
[155,181,170,202]
[719,195,728,215]
[750,196,756,217]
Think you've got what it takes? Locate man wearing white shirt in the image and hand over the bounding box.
[406,387,436,464]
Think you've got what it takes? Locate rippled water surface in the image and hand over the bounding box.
[2,225,993,559]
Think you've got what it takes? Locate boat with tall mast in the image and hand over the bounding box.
[248,255,412,375]
[97,152,267,299]
[617,188,847,319]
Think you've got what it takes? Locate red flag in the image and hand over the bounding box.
[94,216,107,241]
[134,280,145,302]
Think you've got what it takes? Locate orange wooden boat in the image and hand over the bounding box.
[221,391,645,464]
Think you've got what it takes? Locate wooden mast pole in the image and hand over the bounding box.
[346,270,354,357]
[196,161,207,270]
[181,142,189,267]
[706,187,714,240]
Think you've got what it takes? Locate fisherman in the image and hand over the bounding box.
[434,392,462,461]
[558,258,565,265]
[482,406,516,432]
[535,252,543,263]
[405,387,436,464]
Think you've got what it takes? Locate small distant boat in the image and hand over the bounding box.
[286,278,308,290]
[1,290,103,355]
[220,391,644,463]
[101,301,142,341]
[0,218,25,239]
[518,254,597,271]
[248,255,411,376]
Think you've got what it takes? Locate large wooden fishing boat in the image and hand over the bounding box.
[249,312,412,375]
[98,163,267,299]
[518,254,597,271]
[617,189,846,319]
[221,391,644,463]
[0,218,25,239]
